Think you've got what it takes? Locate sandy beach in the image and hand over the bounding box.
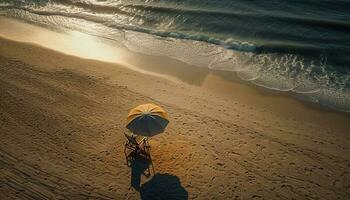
[0,18,350,200]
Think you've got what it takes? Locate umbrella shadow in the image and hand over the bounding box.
[126,150,155,191]
[140,173,188,200]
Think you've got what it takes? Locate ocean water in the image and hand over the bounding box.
[0,0,349,112]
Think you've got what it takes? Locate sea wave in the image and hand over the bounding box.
[2,7,258,53]
[0,2,349,112]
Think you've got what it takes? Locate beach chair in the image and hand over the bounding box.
[124,133,148,153]
[124,133,154,173]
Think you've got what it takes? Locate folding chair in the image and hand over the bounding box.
[124,133,148,153]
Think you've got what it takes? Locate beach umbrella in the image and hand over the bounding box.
[126,103,169,137]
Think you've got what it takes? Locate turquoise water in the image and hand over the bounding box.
[0,0,349,111]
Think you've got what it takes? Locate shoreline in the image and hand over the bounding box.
[0,17,350,199]
[0,17,349,115]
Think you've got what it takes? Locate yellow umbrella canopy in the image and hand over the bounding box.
[126,103,169,137]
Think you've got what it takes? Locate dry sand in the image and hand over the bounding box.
[0,20,350,199]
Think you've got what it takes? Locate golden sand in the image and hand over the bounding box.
[0,18,349,199]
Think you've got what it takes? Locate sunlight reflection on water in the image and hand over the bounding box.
[67,30,122,63]
[0,17,124,63]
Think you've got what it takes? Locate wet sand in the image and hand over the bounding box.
[0,18,349,199]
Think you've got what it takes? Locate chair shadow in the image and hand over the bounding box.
[125,149,154,191]
[140,173,188,200]
[125,150,188,200]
